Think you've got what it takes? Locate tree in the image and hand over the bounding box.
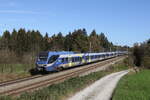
[16,28,27,56]
[133,43,144,67]
[1,30,11,49]
[64,32,73,51]
[71,29,89,52]
[34,30,43,53]
[98,33,110,51]
[43,33,50,51]
[10,29,18,51]
[55,32,65,50]
[89,30,101,52]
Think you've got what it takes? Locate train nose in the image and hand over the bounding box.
[36,64,47,70]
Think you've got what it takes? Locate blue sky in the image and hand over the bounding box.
[0,0,150,46]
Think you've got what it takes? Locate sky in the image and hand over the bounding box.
[0,0,150,46]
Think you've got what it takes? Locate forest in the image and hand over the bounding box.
[0,27,149,73]
[0,28,128,64]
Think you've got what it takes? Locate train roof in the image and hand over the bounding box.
[39,51,75,56]
[39,51,126,57]
[59,52,118,58]
[49,51,74,55]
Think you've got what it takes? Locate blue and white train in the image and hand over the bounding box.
[35,51,126,72]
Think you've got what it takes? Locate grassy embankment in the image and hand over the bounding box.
[113,69,150,100]
[0,64,33,82]
[0,58,128,100]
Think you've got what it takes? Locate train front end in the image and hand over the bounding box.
[36,52,60,72]
[36,51,49,71]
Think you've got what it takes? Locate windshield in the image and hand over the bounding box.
[48,55,59,64]
[38,52,48,61]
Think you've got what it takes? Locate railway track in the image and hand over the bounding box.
[0,56,126,96]
[0,75,43,87]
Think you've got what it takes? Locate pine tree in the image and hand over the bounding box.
[56,32,65,50]
[16,28,27,56]
[71,29,89,52]
[43,33,49,51]
[64,32,73,51]
[11,29,18,51]
[1,30,11,50]
[89,30,101,52]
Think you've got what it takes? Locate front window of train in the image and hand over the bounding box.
[38,52,48,61]
[48,55,59,64]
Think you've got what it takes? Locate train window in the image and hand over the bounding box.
[74,57,77,62]
[90,56,92,59]
[48,55,59,64]
[75,57,79,62]
[72,57,75,62]
[74,57,76,62]
[38,52,48,61]
[96,55,98,58]
[65,58,68,62]
[73,57,77,62]
[75,57,78,62]
[86,56,88,59]
[77,57,79,61]
[92,56,94,59]
[68,57,72,62]
[78,57,81,61]
[79,57,81,61]
[87,56,89,59]
[61,58,65,63]
[74,57,79,62]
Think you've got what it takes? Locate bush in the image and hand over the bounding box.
[142,56,150,69]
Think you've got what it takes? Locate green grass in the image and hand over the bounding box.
[113,69,150,100]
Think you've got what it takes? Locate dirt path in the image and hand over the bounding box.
[68,70,129,100]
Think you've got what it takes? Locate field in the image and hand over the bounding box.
[0,59,128,100]
[113,69,150,100]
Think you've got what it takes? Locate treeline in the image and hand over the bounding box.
[132,39,150,69]
[0,28,127,63]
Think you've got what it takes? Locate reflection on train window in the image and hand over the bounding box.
[48,55,59,64]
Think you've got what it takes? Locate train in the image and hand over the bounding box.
[35,51,127,72]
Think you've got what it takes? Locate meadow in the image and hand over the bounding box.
[113,69,150,100]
